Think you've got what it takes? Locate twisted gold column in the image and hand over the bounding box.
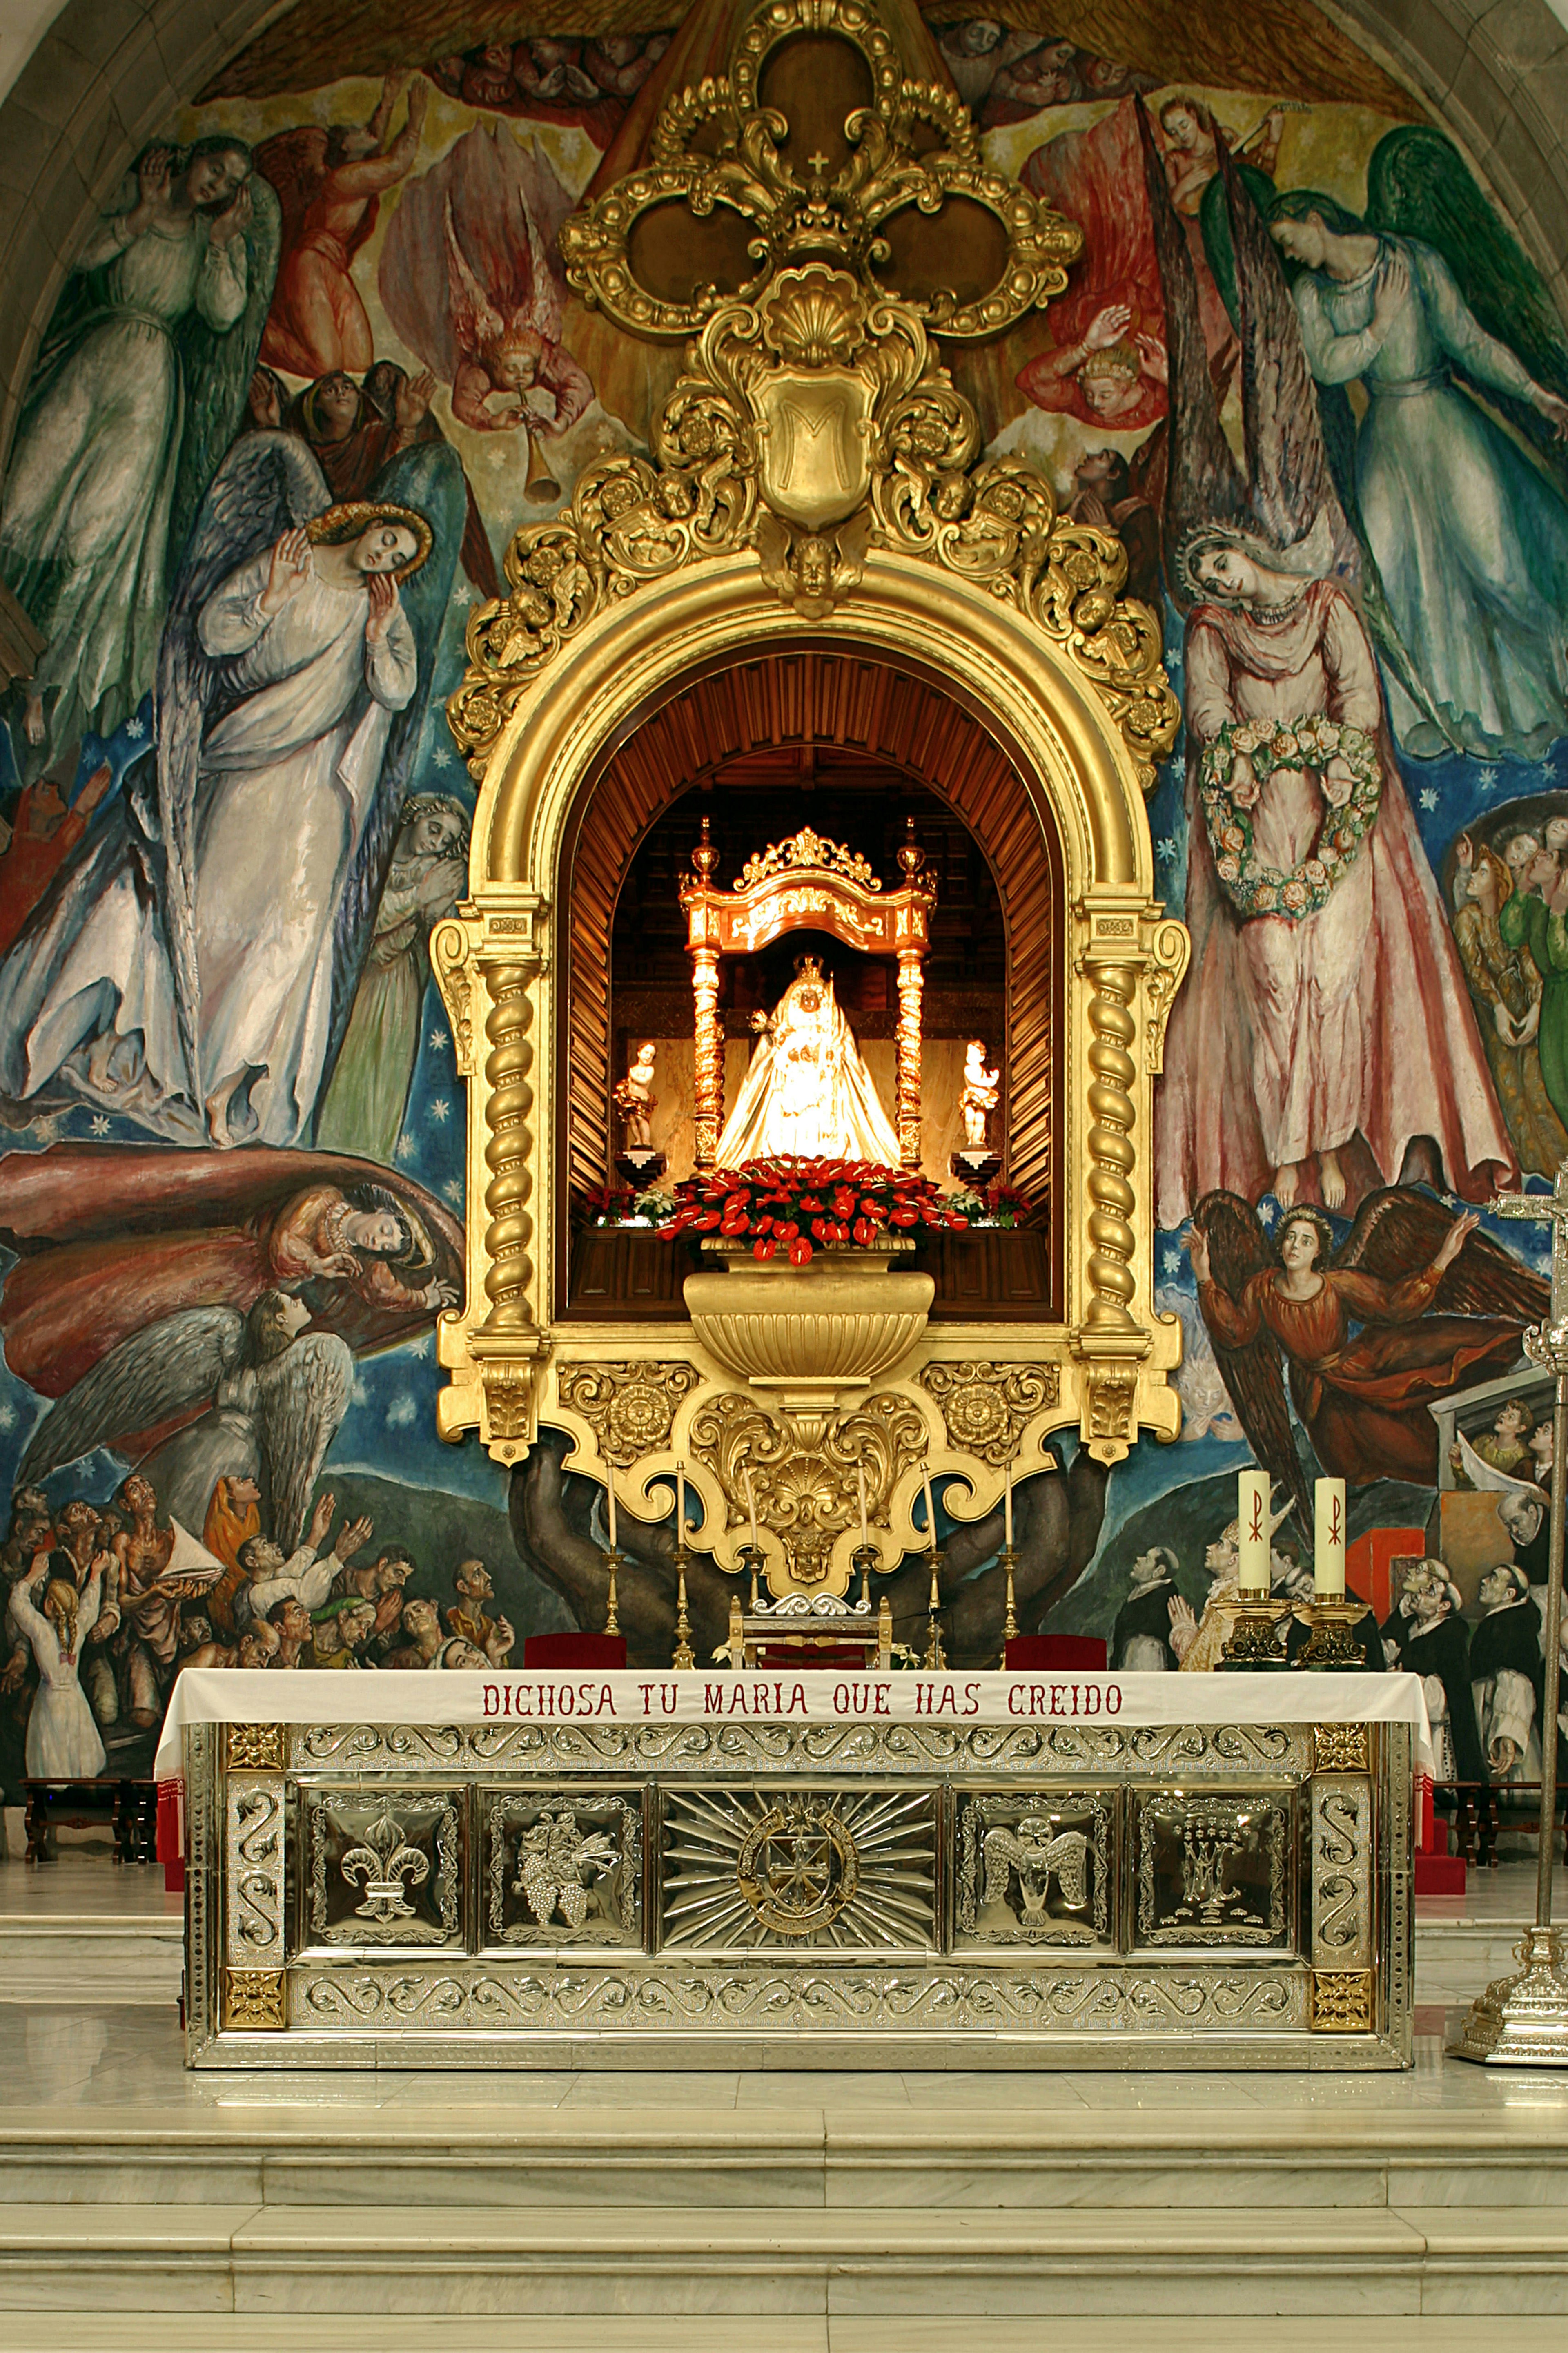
[692,945,722,1166]
[477,953,540,1331]
[895,948,924,1170]
[1083,958,1138,1333]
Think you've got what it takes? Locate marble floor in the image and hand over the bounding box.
[2,1849,1567,2340]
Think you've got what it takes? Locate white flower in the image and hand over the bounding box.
[124,715,145,740]
[428,1028,448,1051]
[1479,766,1500,792]
[442,1176,464,1207]
[1258,1197,1278,1227]
[430,1097,451,1124]
[90,1115,110,1135]
[1162,1248,1182,1279]
[394,1134,417,1163]
[409,1335,432,1360]
[0,1402,15,1432]
[1156,835,1177,861]
[452,582,474,607]
[432,746,452,768]
[1419,788,1438,811]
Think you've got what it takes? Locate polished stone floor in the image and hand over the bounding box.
[2,1847,1566,2341]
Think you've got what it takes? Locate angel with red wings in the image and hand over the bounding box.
[1185,1188,1545,1528]
[256,75,428,380]
[378,123,591,463]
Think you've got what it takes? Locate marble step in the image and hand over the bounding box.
[0,1916,182,2005]
[1,2200,1566,2315]
[7,2104,1568,2211]
[7,2324,1568,2353]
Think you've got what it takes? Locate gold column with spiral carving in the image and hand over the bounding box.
[895,948,924,1171]
[1083,957,1139,1334]
[692,947,723,1167]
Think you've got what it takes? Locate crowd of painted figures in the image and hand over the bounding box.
[0,1476,514,1782]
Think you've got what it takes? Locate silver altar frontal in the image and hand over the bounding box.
[164,1671,1426,2071]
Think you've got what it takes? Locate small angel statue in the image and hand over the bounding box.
[960,1040,1000,1152]
[613,1042,658,1149]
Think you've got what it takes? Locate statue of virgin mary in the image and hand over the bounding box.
[715,956,901,1167]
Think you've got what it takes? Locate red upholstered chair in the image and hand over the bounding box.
[1004,1635,1107,1671]
[522,1632,628,1669]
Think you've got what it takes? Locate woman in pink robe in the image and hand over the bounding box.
[1157,526,1513,1226]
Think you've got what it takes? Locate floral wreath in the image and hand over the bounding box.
[1199,715,1380,922]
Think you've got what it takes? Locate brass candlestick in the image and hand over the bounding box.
[851,1542,878,1612]
[736,1542,765,1611]
[1298,1596,1366,1671]
[1219,1589,1292,1670]
[673,1549,695,1670]
[923,1548,946,1671]
[1000,1544,1019,1657]
[602,1547,623,1637]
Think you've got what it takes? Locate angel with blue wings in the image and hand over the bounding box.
[0,136,278,781]
[1270,129,1568,761]
[0,425,463,1146]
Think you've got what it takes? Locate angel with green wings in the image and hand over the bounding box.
[1270,129,1568,762]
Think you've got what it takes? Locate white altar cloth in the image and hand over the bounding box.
[156,1666,1434,1780]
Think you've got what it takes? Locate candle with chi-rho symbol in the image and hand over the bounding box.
[1237,1467,1270,1595]
[1314,1478,1347,1599]
[922,1467,938,1552]
[606,1468,617,1551]
[1004,1461,1014,1551]
[676,1459,687,1546]
[744,1464,759,1552]
[857,1457,869,1550]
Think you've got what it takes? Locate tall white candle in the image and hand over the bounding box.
[1237,1468,1270,1595]
[1004,1462,1014,1550]
[744,1465,759,1550]
[676,1460,687,1545]
[857,1458,869,1548]
[923,1469,938,1552]
[1315,1478,1347,1599]
[606,1472,617,1551]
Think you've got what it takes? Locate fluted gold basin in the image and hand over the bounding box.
[683,1245,933,1416]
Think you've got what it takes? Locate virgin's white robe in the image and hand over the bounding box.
[715,972,899,1167]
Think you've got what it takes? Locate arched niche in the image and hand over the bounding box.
[555,646,1064,1316]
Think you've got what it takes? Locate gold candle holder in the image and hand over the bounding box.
[851,1542,878,1612]
[923,1548,945,1670]
[1298,1597,1366,1671]
[736,1542,765,1612]
[999,1544,1019,1652]
[673,1548,695,1670]
[601,1547,622,1637]
[1219,1591,1292,1671]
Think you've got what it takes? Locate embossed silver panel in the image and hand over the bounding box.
[300,1786,465,1954]
[1310,1771,1374,1971]
[1132,1788,1293,1953]
[290,1720,1310,1778]
[660,1783,938,1952]
[482,1787,644,1952]
[954,1789,1115,1951]
[291,1958,1308,2035]
[225,1779,285,1966]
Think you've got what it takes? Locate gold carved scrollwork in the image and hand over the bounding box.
[449,13,1177,799]
[430,919,477,1078]
[1086,1367,1138,1445]
[1310,1969,1375,2033]
[1143,918,1192,1076]
[688,1387,927,1590]
[223,1967,286,2030]
[558,0,1078,345]
[918,1362,1060,1467]
[225,1723,285,1773]
[557,1362,706,1468]
[1313,1724,1372,1775]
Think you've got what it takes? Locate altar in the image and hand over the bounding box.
[161,1669,1427,2071]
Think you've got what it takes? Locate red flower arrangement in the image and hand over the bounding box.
[666,1156,969,1266]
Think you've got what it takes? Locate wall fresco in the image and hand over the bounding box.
[0,0,1563,1804]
